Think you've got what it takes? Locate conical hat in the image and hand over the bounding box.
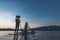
[16,15,21,18]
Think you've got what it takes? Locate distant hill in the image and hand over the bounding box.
[0,25,60,31]
[31,25,60,31]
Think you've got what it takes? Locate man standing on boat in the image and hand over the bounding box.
[14,15,21,40]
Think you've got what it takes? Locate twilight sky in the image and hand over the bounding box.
[0,0,60,28]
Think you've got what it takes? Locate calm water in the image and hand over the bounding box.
[36,31,60,40]
[0,31,60,40]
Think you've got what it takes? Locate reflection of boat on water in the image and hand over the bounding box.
[9,30,36,35]
[8,30,37,40]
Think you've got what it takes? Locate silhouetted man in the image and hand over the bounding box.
[14,15,21,40]
[15,15,21,29]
